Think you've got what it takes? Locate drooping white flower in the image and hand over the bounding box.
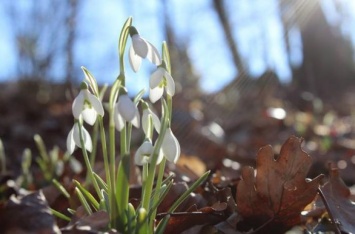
[128,26,161,72]
[149,66,175,103]
[134,140,153,166]
[114,94,140,131]
[142,108,161,135]
[72,83,104,125]
[66,122,92,155]
[134,140,163,166]
[161,128,180,163]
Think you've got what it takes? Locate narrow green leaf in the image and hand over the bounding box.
[75,187,93,215]
[52,179,70,199]
[148,181,173,218]
[168,170,210,213]
[93,173,108,192]
[50,208,71,222]
[155,214,170,234]
[74,180,99,211]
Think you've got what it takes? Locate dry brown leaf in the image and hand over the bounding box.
[236,136,324,232]
[0,190,60,233]
[319,164,355,233]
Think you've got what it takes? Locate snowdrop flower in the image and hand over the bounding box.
[114,94,140,131]
[149,65,175,103]
[128,26,161,72]
[67,122,92,155]
[142,106,161,135]
[134,140,163,166]
[161,128,180,163]
[72,82,104,125]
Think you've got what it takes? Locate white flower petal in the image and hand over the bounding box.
[87,92,104,117]
[73,123,82,148]
[165,72,176,96]
[73,123,92,152]
[146,41,161,65]
[162,128,180,163]
[118,95,137,121]
[129,45,142,72]
[82,127,93,152]
[154,148,164,165]
[72,90,85,119]
[131,109,140,128]
[66,127,75,155]
[132,35,148,58]
[150,68,164,89]
[149,86,164,103]
[149,109,161,133]
[114,104,125,131]
[142,109,161,135]
[82,108,97,126]
[134,141,153,166]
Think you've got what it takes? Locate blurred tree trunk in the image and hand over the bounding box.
[212,0,244,74]
[161,0,201,98]
[284,0,355,100]
[65,0,80,84]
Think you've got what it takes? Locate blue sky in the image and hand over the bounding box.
[0,0,353,94]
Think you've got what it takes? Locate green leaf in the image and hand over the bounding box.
[93,173,108,192]
[148,181,173,218]
[75,187,93,215]
[50,208,71,222]
[52,179,70,199]
[74,180,99,211]
[168,170,210,213]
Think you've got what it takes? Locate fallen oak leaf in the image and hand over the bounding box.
[318,163,355,233]
[236,136,324,232]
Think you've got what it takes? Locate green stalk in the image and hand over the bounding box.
[116,125,129,230]
[141,101,169,213]
[98,116,111,190]
[77,121,102,200]
[89,120,99,167]
[150,157,166,227]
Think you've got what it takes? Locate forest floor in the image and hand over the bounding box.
[1,80,355,233]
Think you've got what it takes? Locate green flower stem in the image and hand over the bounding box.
[98,116,111,189]
[108,109,117,228]
[89,120,99,166]
[167,95,173,123]
[86,120,99,182]
[116,125,130,230]
[150,157,167,228]
[141,102,169,213]
[77,121,102,200]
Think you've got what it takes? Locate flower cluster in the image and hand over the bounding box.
[67,25,180,166]
[65,18,184,232]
